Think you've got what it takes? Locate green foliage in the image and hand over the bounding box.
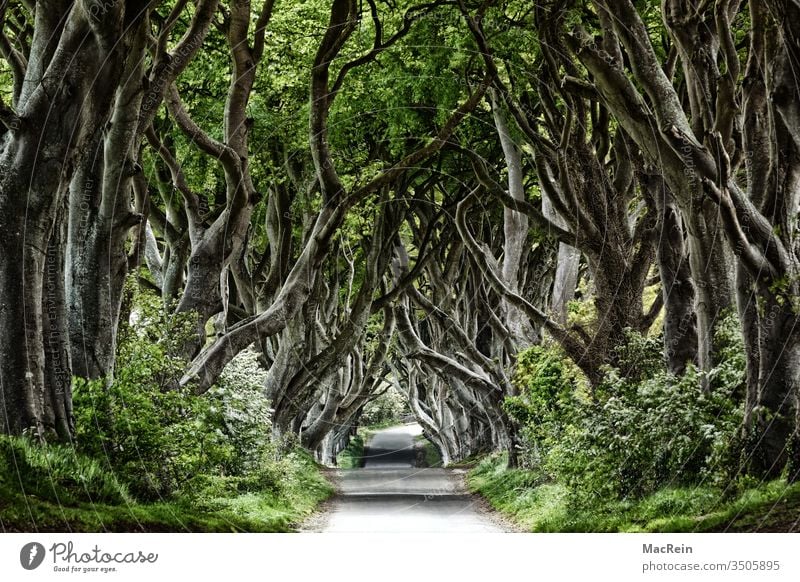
[205,348,272,474]
[73,287,241,500]
[360,387,409,427]
[73,285,318,502]
[469,453,800,532]
[59,281,334,530]
[337,434,365,469]
[6,288,330,530]
[184,447,334,530]
[549,366,742,502]
[504,343,578,469]
[708,308,748,400]
[0,435,130,506]
[468,454,569,531]
[0,437,332,532]
[608,327,664,384]
[415,435,443,468]
[566,277,596,329]
[507,315,746,505]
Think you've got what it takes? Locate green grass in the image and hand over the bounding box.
[0,436,333,532]
[468,454,800,532]
[337,434,365,469]
[446,454,485,468]
[0,434,132,507]
[414,435,442,467]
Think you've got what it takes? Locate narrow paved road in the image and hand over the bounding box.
[320,424,503,532]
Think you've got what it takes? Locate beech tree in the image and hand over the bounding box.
[67,0,218,381]
[457,3,663,387]
[563,0,799,478]
[0,0,163,439]
[3,0,797,484]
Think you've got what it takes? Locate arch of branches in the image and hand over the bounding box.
[1,0,798,478]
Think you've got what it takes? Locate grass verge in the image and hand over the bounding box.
[337,434,365,469]
[0,436,333,532]
[414,435,442,467]
[468,454,800,532]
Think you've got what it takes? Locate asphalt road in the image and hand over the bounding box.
[320,424,503,533]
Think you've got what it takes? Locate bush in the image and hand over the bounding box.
[507,315,746,504]
[73,289,234,500]
[548,366,742,503]
[608,327,664,384]
[185,444,333,511]
[504,343,580,469]
[205,348,272,474]
[360,387,408,427]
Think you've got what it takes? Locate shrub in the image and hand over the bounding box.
[73,288,233,500]
[360,386,409,427]
[504,343,579,469]
[185,443,334,511]
[548,366,742,503]
[507,314,746,504]
[205,348,272,474]
[608,327,664,385]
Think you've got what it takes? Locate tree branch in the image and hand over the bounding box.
[465,151,573,243]
[164,84,240,175]
[0,2,26,99]
[310,0,358,201]
[145,126,203,233]
[455,192,586,358]
[252,0,277,63]
[139,0,220,133]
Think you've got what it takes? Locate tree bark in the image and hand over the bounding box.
[642,174,699,375]
[492,92,536,348]
[0,2,149,437]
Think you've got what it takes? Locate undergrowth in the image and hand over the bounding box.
[469,454,800,532]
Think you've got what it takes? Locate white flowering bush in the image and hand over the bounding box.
[206,348,272,473]
[361,386,409,427]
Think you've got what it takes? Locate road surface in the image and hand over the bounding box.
[319,424,504,532]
